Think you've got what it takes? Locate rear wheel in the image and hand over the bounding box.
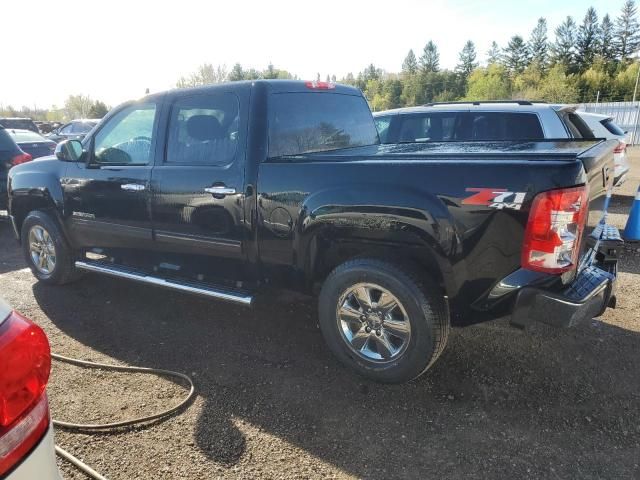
[21,210,81,285]
[318,258,449,383]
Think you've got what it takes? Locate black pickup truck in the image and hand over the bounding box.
[6,80,622,383]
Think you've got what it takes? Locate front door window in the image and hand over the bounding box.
[93,104,157,165]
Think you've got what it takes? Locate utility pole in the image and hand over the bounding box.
[632,56,640,145]
[595,91,600,104]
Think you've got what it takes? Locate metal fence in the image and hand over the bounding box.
[578,101,640,144]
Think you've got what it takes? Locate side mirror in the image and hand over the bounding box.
[55,139,84,162]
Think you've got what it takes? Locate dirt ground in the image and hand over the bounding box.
[1,151,639,480]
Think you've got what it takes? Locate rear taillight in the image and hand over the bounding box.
[613,141,626,154]
[305,80,336,90]
[10,153,32,166]
[0,311,51,476]
[522,186,589,274]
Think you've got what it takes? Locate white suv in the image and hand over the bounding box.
[373,101,631,186]
[578,112,629,185]
[373,101,595,144]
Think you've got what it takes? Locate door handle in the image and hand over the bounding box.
[204,186,236,196]
[121,183,146,191]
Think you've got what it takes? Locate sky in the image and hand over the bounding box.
[0,0,625,109]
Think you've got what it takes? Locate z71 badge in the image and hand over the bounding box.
[462,188,527,210]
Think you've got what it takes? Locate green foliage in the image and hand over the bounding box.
[538,64,579,102]
[503,35,530,74]
[486,41,501,65]
[419,41,440,74]
[465,64,511,100]
[456,41,478,81]
[552,16,577,72]
[600,14,616,61]
[88,101,109,118]
[402,50,418,75]
[576,7,601,71]
[529,18,549,68]
[615,0,640,60]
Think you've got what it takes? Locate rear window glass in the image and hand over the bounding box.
[396,113,459,142]
[0,130,19,151]
[467,112,544,140]
[7,130,45,142]
[601,119,625,136]
[269,93,379,157]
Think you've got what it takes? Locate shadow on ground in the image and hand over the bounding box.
[31,268,640,479]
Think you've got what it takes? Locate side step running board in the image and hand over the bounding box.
[75,260,253,306]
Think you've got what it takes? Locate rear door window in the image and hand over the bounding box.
[166,93,240,166]
[467,112,544,140]
[396,113,460,142]
[269,93,378,157]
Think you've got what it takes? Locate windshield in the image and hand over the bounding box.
[268,93,379,157]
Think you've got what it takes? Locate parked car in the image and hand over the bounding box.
[46,119,99,143]
[0,118,39,133]
[7,80,621,383]
[0,127,33,210]
[372,101,595,143]
[6,129,57,159]
[0,298,61,479]
[34,122,56,135]
[577,112,629,186]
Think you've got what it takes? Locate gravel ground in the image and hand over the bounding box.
[1,151,639,479]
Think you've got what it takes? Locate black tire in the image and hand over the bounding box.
[318,258,449,383]
[21,210,81,285]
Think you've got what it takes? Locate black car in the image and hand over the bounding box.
[47,119,99,143]
[7,129,57,159]
[0,117,39,133]
[0,127,33,209]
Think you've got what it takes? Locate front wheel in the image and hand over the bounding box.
[21,210,81,285]
[318,258,449,383]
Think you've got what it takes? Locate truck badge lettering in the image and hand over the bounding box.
[462,188,527,210]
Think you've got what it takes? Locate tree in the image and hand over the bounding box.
[176,63,228,87]
[456,40,478,81]
[465,64,511,100]
[402,49,418,75]
[538,64,578,102]
[576,7,600,72]
[63,95,94,119]
[551,16,577,71]
[419,41,440,73]
[529,18,549,67]
[503,35,530,74]
[88,101,109,118]
[600,14,616,61]
[229,63,245,81]
[486,41,501,65]
[614,0,640,61]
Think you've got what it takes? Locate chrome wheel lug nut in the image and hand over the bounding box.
[365,326,371,333]
[375,329,381,336]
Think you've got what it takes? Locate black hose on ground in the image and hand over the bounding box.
[51,353,196,479]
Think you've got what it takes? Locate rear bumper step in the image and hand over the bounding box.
[75,260,253,306]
